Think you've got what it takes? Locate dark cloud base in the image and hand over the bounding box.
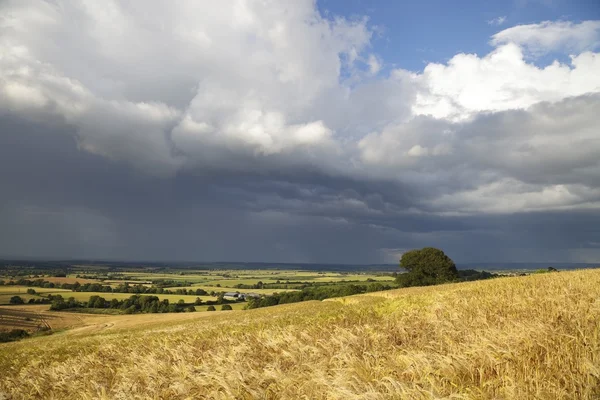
[1,113,598,264]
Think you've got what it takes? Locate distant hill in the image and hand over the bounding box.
[459,262,599,271]
[0,258,598,272]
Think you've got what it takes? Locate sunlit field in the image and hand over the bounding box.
[0,286,211,305]
[163,286,297,294]
[42,291,214,304]
[1,269,598,399]
[0,286,70,305]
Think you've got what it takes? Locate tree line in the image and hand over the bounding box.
[0,279,209,296]
[246,282,394,309]
[45,292,241,314]
[48,294,197,314]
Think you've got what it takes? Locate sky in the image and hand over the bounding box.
[0,0,599,264]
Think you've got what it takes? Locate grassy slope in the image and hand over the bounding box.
[1,270,599,399]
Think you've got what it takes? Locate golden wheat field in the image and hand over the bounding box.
[1,269,599,399]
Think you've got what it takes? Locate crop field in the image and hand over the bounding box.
[38,276,100,285]
[1,303,244,333]
[0,287,70,294]
[42,291,215,303]
[0,306,48,331]
[0,287,215,305]
[0,286,66,305]
[0,293,39,305]
[0,305,89,332]
[75,269,395,285]
[0,267,395,309]
[164,286,297,294]
[0,286,71,305]
[1,269,598,399]
[1,269,395,296]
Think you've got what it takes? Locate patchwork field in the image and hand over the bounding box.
[39,276,101,285]
[42,291,215,304]
[164,286,297,294]
[0,286,215,305]
[0,286,71,305]
[70,269,395,285]
[1,269,598,399]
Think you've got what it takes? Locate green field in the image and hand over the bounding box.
[0,286,71,305]
[164,286,297,294]
[196,274,395,288]
[0,286,71,294]
[74,270,395,285]
[42,291,215,304]
[0,286,217,305]
[0,294,39,305]
[0,268,395,307]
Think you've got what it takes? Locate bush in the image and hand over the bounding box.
[533,267,559,274]
[207,305,216,311]
[458,269,497,281]
[186,306,196,312]
[221,304,233,311]
[0,329,30,343]
[9,295,24,304]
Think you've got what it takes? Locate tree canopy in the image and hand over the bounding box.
[397,247,458,287]
[9,295,24,304]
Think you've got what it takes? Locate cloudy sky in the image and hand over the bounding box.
[1,0,599,264]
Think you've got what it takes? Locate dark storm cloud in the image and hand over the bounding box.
[2,110,599,263]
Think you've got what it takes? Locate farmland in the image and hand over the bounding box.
[0,286,70,305]
[163,286,293,295]
[78,269,396,287]
[0,266,396,308]
[0,305,84,332]
[0,265,397,325]
[0,269,598,399]
[42,291,214,304]
[0,286,213,306]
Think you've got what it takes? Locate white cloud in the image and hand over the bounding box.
[367,54,381,74]
[0,0,372,173]
[410,43,600,120]
[491,20,600,56]
[487,16,507,26]
[431,179,600,214]
[0,0,599,218]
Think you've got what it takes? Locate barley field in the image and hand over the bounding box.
[0,270,599,399]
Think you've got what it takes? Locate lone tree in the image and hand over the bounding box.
[397,247,458,287]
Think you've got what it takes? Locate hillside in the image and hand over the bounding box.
[1,270,599,399]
